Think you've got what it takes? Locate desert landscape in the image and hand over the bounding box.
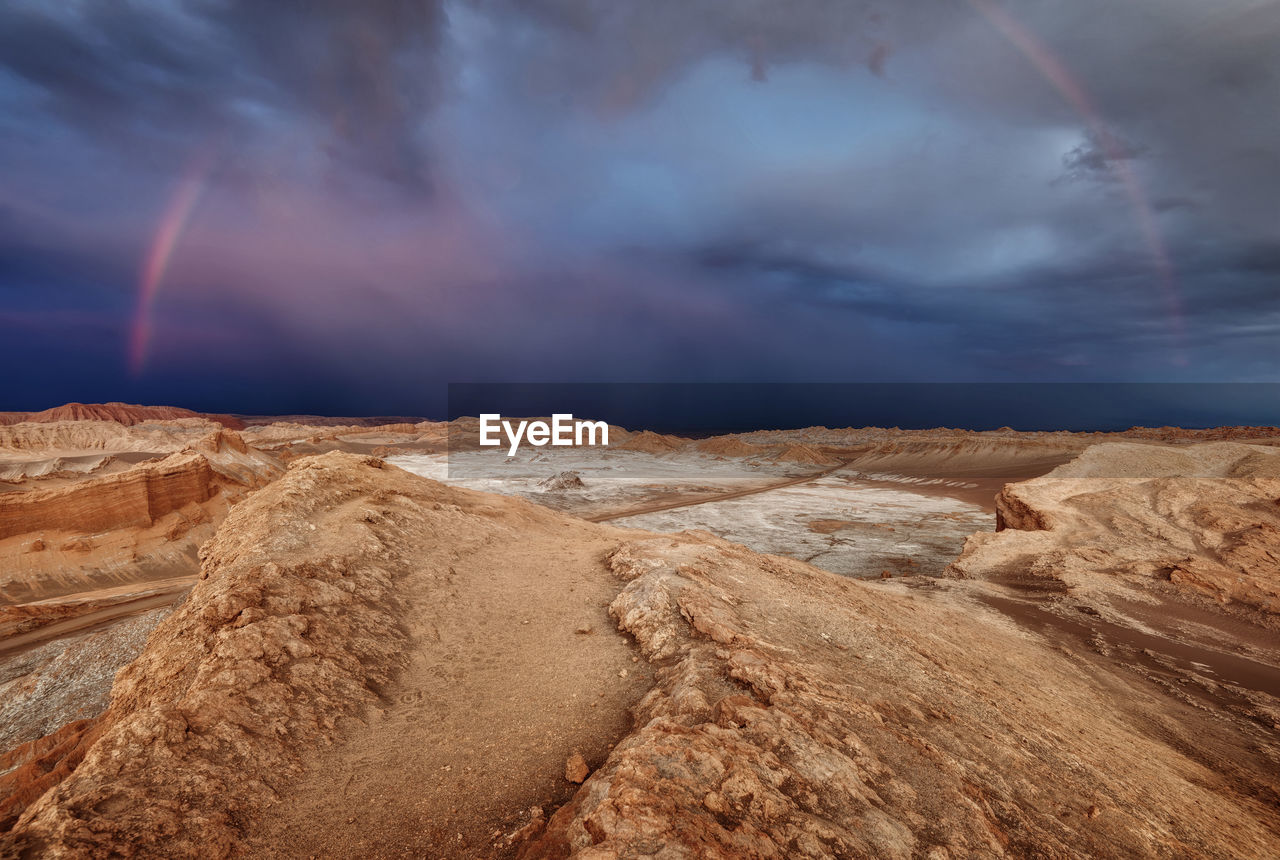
[0,403,1276,858]
[6,0,1279,855]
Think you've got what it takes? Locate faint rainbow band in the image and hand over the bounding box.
[128,152,216,375]
[967,0,1185,354]
[128,6,1187,373]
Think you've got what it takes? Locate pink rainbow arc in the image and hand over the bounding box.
[128,156,214,375]
[966,0,1186,352]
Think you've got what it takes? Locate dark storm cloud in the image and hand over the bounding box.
[0,0,443,188]
[485,0,957,107]
[691,241,956,326]
[1058,132,1148,184]
[202,0,444,188]
[492,0,1280,227]
[2,0,1280,415]
[483,0,1280,380]
[683,215,1280,382]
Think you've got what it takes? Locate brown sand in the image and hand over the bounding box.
[253,524,654,858]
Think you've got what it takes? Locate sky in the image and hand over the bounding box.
[1,0,1279,418]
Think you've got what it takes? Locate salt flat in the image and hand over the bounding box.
[613,474,990,577]
[388,449,805,517]
[391,451,991,578]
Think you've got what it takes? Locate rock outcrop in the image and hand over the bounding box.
[539,471,586,491]
[992,489,1054,532]
[0,431,281,629]
[522,534,1280,858]
[0,719,103,832]
[953,442,1280,616]
[0,431,278,544]
[1,455,414,856]
[186,430,282,488]
[0,454,216,541]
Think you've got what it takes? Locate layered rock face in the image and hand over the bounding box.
[953,442,1280,616]
[0,430,282,604]
[0,431,284,760]
[0,454,215,541]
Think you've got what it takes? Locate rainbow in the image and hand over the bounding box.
[967,0,1185,349]
[128,154,215,374]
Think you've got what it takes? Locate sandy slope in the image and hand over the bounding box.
[4,452,1277,858]
[952,441,1280,616]
[944,441,1280,799]
[251,476,656,857]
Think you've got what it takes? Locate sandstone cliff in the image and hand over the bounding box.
[0,454,215,542]
[0,432,279,544]
[0,431,282,608]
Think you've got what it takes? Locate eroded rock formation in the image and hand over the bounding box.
[0,454,215,541]
[953,442,1280,616]
[539,471,587,491]
[4,451,1276,858]
[524,534,1280,858]
[2,455,412,855]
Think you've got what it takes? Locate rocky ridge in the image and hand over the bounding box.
[523,533,1280,858]
[0,403,244,430]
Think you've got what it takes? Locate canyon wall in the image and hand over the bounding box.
[0,454,215,541]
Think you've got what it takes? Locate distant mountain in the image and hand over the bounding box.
[235,414,430,427]
[0,402,245,429]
